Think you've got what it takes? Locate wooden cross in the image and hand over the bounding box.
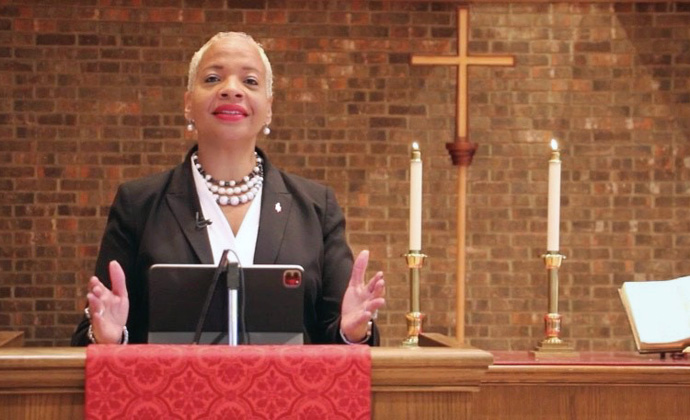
[411,5,515,343]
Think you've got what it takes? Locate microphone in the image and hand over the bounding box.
[195,212,212,229]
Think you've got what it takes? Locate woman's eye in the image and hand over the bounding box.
[204,75,220,83]
[245,77,259,86]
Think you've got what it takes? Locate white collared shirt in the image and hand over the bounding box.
[191,154,262,266]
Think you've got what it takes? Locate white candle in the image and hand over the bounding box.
[410,142,422,251]
[547,139,561,251]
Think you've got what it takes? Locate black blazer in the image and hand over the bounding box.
[72,146,378,346]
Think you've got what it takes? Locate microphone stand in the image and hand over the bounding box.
[193,249,241,345]
[226,260,240,346]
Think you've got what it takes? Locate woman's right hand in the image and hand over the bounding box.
[86,260,130,344]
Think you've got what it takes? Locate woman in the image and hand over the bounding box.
[71,32,385,346]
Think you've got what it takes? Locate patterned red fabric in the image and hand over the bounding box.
[85,344,371,420]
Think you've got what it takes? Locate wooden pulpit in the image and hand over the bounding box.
[0,344,493,420]
[4,337,688,419]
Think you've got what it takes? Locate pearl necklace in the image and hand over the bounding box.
[193,152,264,206]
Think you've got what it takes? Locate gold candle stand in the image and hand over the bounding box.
[402,251,426,347]
[532,251,577,356]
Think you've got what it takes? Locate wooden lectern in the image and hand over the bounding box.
[0,340,493,420]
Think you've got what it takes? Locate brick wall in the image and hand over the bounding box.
[1,1,689,349]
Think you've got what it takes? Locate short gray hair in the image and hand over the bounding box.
[187,32,273,98]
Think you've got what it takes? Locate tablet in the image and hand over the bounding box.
[147,263,304,345]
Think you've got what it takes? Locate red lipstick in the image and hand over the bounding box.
[212,104,248,122]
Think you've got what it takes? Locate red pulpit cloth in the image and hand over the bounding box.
[85,344,371,419]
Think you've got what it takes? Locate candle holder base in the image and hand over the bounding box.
[532,339,578,358]
[402,311,425,348]
[531,311,578,358]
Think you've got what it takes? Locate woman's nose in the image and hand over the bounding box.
[219,78,243,99]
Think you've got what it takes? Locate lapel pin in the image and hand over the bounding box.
[275,202,282,213]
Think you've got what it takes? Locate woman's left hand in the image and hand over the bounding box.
[340,250,386,342]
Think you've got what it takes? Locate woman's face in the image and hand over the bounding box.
[184,36,272,147]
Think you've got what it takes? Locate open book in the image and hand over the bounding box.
[619,276,690,353]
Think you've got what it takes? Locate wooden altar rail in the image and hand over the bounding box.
[0,346,494,420]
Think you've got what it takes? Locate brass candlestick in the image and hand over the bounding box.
[402,251,426,347]
[533,251,577,356]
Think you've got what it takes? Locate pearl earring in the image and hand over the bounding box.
[262,125,271,136]
[186,120,195,132]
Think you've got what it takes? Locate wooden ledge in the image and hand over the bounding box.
[0,346,494,391]
[0,332,24,348]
